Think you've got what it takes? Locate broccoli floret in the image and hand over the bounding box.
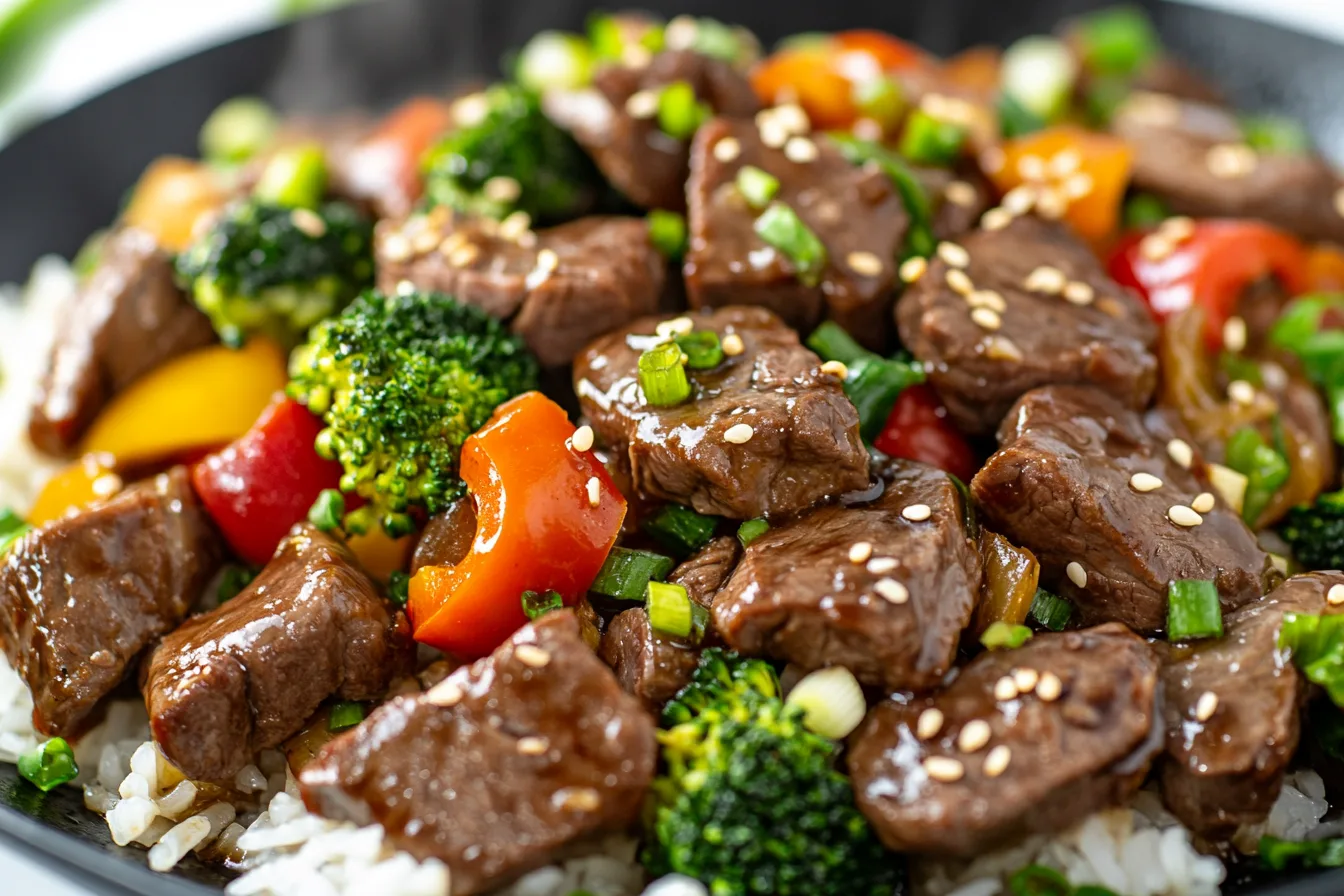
[1282,490,1344,571]
[647,649,897,896]
[175,198,374,347]
[422,83,606,223]
[286,290,538,536]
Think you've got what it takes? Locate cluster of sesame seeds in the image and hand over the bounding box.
[381,205,538,269]
[1022,264,1098,308]
[1328,584,1344,606]
[1139,215,1195,262]
[1206,143,1259,180]
[756,103,811,149]
[1194,691,1219,723]
[978,146,1095,230]
[926,240,1015,338]
[1066,561,1087,589]
[724,422,755,444]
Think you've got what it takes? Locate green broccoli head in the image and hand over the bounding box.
[286,289,539,536]
[175,198,374,348]
[422,83,606,223]
[1282,490,1344,571]
[648,649,897,896]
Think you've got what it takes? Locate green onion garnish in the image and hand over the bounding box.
[1123,193,1169,229]
[0,508,31,555]
[737,518,769,548]
[253,144,327,209]
[735,165,780,209]
[638,341,692,406]
[685,17,748,64]
[328,701,365,732]
[806,320,871,366]
[754,201,827,287]
[1028,589,1073,631]
[853,77,905,129]
[981,621,1034,650]
[386,571,409,607]
[1225,427,1290,524]
[1260,835,1344,871]
[846,355,926,441]
[1241,114,1310,155]
[648,209,688,260]
[522,589,564,620]
[1000,35,1078,123]
[785,666,867,739]
[657,80,710,140]
[1167,579,1223,641]
[648,580,693,637]
[199,97,278,166]
[515,30,595,91]
[217,565,257,603]
[590,547,676,600]
[1083,75,1131,128]
[1074,4,1161,77]
[1007,864,1073,896]
[690,603,710,643]
[998,93,1045,139]
[828,135,935,259]
[17,738,78,792]
[644,503,718,556]
[1270,296,1344,445]
[675,330,724,369]
[898,109,967,167]
[1279,612,1344,706]
[308,488,346,532]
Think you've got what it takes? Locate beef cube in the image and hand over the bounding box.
[713,460,981,690]
[29,228,216,454]
[574,306,870,519]
[685,118,907,349]
[850,624,1162,856]
[915,166,994,241]
[668,535,739,609]
[898,215,1157,435]
[376,210,664,366]
[971,385,1274,633]
[0,467,222,736]
[300,611,656,895]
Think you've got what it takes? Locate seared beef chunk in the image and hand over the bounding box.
[545,50,759,211]
[685,118,907,349]
[714,461,981,690]
[574,306,870,519]
[915,166,993,240]
[851,624,1161,856]
[1158,574,1344,835]
[0,468,221,736]
[144,524,413,781]
[376,210,663,366]
[972,385,1273,633]
[29,228,216,454]
[897,216,1158,435]
[1112,91,1344,244]
[410,497,478,574]
[669,535,739,608]
[301,611,656,895]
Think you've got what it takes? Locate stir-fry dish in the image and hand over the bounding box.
[8,7,1344,896]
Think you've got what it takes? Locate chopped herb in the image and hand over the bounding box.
[735,164,780,209]
[1279,612,1344,707]
[754,201,827,286]
[521,589,564,620]
[0,507,30,555]
[1073,4,1160,77]
[386,571,410,607]
[737,518,769,548]
[648,580,693,637]
[998,92,1045,139]
[639,340,692,406]
[981,621,1034,650]
[846,354,925,441]
[17,737,78,792]
[1028,588,1073,631]
[644,503,719,556]
[590,547,676,600]
[657,80,710,140]
[1225,427,1290,523]
[675,330,724,369]
[1167,579,1223,641]
[648,209,688,260]
[1260,834,1344,870]
[307,488,346,532]
[898,109,967,167]
[1270,295,1344,444]
[216,565,257,603]
[828,134,936,259]
[1122,193,1169,229]
[807,319,872,366]
[327,701,365,732]
[1241,114,1310,155]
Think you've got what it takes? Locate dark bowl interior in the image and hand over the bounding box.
[2,0,1344,893]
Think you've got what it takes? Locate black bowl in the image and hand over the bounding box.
[1,0,1343,893]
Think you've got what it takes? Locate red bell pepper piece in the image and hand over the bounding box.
[191,394,345,566]
[409,392,626,659]
[1108,219,1309,349]
[345,97,452,214]
[873,384,978,484]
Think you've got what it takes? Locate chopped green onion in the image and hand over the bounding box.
[1007,864,1073,896]
[1270,296,1344,444]
[0,507,27,537]
[386,571,409,607]
[1260,835,1344,871]
[515,30,594,91]
[828,134,935,259]
[1001,36,1078,123]
[253,143,327,209]
[1167,579,1223,641]
[1074,5,1160,77]
[648,209,688,260]
[17,737,78,792]
[308,488,345,532]
[643,503,718,556]
[754,201,827,287]
[853,77,904,129]
[1029,589,1073,631]
[690,603,710,643]
[521,589,564,620]
[590,547,676,600]
[587,12,664,61]
[981,621,1034,650]
[675,330,724,369]
[328,701,365,732]
[807,320,872,366]
[785,666,867,739]
[1123,193,1169,229]
[998,93,1045,139]
[1279,612,1344,706]
[680,17,751,64]
[638,341,692,406]
[217,565,257,603]
[735,165,780,209]
[72,229,107,280]
[657,80,710,140]
[737,518,769,548]
[1225,427,1290,523]
[648,580,693,637]
[846,355,926,440]
[0,515,33,555]
[898,109,967,167]
[1241,114,1310,155]
[199,97,278,166]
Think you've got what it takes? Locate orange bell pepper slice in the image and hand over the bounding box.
[751,47,856,129]
[833,30,926,72]
[1306,245,1344,293]
[988,126,1133,244]
[28,454,121,527]
[121,157,228,253]
[409,392,626,658]
[348,97,453,213]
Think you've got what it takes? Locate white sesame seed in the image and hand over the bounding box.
[967,289,1007,313]
[1130,472,1164,492]
[867,557,899,575]
[289,208,327,238]
[571,425,594,453]
[1066,561,1087,589]
[1329,584,1344,606]
[1191,492,1216,514]
[1036,672,1063,702]
[1206,143,1258,179]
[724,423,755,444]
[957,719,991,753]
[1024,265,1067,295]
[971,307,1002,331]
[1035,188,1068,220]
[980,146,1006,175]
[515,644,552,668]
[846,250,884,277]
[536,248,560,272]
[899,256,928,283]
[945,180,978,207]
[1140,233,1175,261]
[1062,172,1095,201]
[1222,316,1248,353]
[874,578,909,604]
[449,244,480,268]
[1016,154,1047,181]
[784,135,819,163]
[381,232,412,262]
[483,175,523,204]
[558,787,602,812]
[517,736,550,755]
[1163,216,1195,243]
[1122,91,1181,127]
[983,744,1012,777]
[424,679,464,707]
[1012,668,1039,693]
[1063,281,1095,306]
[655,316,695,337]
[586,476,602,507]
[937,241,971,269]
[1167,438,1194,469]
[452,92,491,128]
[1002,184,1037,215]
[985,336,1024,361]
[713,136,742,163]
[916,707,944,740]
[902,503,932,522]
[1192,690,1219,723]
[498,210,533,241]
[759,118,789,148]
[820,360,849,378]
[1227,379,1257,406]
[772,103,811,135]
[1335,187,1344,220]
[1168,504,1204,527]
[993,676,1019,701]
[848,541,873,564]
[923,756,965,782]
[664,15,697,50]
[1048,148,1082,178]
[722,333,745,356]
[625,88,660,119]
[946,268,974,296]
[982,207,1013,231]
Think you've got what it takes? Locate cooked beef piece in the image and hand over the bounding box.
[1132,59,1224,106]
[1158,573,1343,835]
[669,535,739,609]
[376,210,664,366]
[301,611,656,895]
[410,498,478,574]
[574,306,870,519]
[144,524,413,781]
[600,608,700,710]
[896,215,1158,435]
[29,228,216,455]
[851,623,1162,856]
[915,166,993,240]
[972,385,1274,633]
[0,468,221,737]
[714,460,981,690]
[1111,91,1344,244]
[684,118,907,349]
[545,50,759,211]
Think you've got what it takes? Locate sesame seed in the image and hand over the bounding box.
[971,307,1002,331]
[1063,281,1095,306]
[1036,672,1063,702]
[1206,143,1258,179]
[449,244,480,267]
[1035,188,1068,220]
[937,241,971,269]
[1048,148,1082,178]
[722,333,745,356]
[772,103,811,134]
[1163,216,1195,242]
[1192,492,1216,514]
[425,679,464,707]
[586,476,602,507]
[411,227,441,255]
[557,787,602,812]
[983,745,1012,777]
[713,136,742,162]
[985,336,1024,361]
[993,676,1019,701]
[968,289,1007,313]
[517,736,549,755]
[902,503,932,522]
[1066,561,1087,589]
[874,578,909,604]
[1227,379,1257,406]
[1335,187,1344,220]
[625,89,660,118]
[1130,472,1164,492]
[1329,584,1344,606]
[759,118,789,148]
[1062,172,1095,201]
[923,756,964,782]
[1016,154,1046,181]
[515,644,551,668]
[571,425,594,453]
[1139,233,1175,261]
[957,719,991,753]
[945,180,978,207]
[899,256,928,283]
[1168,505,1204,527]
[848,541,873,564]
[1013,668,1039,693]
[290,208,327,238]
[655,316,695,337]
[916,707,944,739]
[1122,91,1181,127]
[982,207,1013,231]
[946,268,974,296]
[821,360,849,378]
[381,232,412,262]
[536,248,560,272]
[438,230,467,256]
[452,92,491,128]
[846,250,884,277]
[867,557,899,574]
[1002,184,1037,215]
[724,423,755,444]
[1167,438,1194,469]
[1194,691,1219,722]
[1024,265,1067,295]
[483,175,523,204]
[784,135,819,163]
[498,210,532,241]
[980,146,1006,175]
[664,15,697,49]
[1222,316,1248,353]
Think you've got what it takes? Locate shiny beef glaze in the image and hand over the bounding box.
[0,467,222,736]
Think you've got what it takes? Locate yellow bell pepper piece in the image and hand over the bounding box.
[80,338,288,465]
[121,157,228,253]
[347,529,413,583]
[27,454,121,527]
